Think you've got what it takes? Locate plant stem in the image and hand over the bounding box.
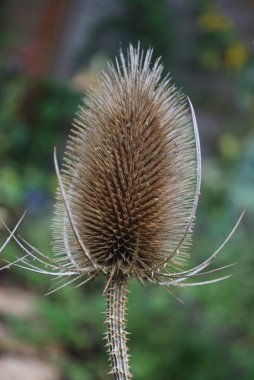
[105,276,132,379]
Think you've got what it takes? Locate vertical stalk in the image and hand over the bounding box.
[105,276,132,379]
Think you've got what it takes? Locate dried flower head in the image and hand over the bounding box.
[1,45,243,379]
[53,44,198,282]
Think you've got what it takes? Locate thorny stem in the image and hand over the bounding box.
[105,276,132,379]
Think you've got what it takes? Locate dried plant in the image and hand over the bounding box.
[1,45,243,380]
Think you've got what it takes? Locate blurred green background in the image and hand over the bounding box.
[0,1,253,379]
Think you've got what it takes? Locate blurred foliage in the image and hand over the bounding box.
[0,1,254,380]
[0,74,80,213]
[111,0,172,58]
[197,8,249,72]
[80,0,172,69]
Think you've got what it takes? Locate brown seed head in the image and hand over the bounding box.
[52,45,197,280]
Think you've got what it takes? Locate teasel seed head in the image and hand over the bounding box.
[52,44,197,282]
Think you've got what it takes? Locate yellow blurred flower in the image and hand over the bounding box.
[198,12,232,32]
[224,42,248,70]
